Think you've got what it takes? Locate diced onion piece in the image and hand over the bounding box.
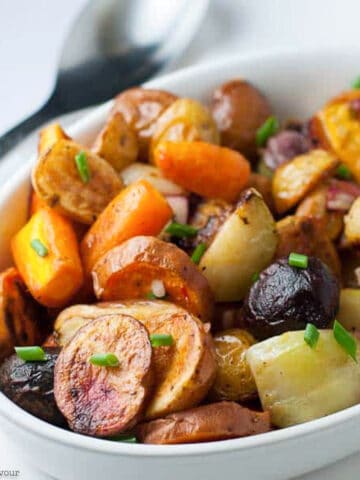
[326,179,360,211]
[151,279,166,298]
[166,196,189,225]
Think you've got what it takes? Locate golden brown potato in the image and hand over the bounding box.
[137,401,271,444]
[211,80,271,158]
[54,313,153,436]
[38,123,70,155]
[275,215,341,277]
[210,329,257,402]
[272,149,338,214]
[150,98,219,161]
[54,300,216,419]
[32,139,123,224]
[199,189,278,302]
[0,268,48,360]
[112,87,177,161]
[92,112,138,171]
[295,184,344,241]
[344,197,360,245]
[337,289,360,332]
[92,236,214,323]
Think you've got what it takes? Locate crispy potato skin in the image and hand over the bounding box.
[112,88,177,161]
[344,197,360,245]
[92,112,138,171]
[137,401,270,444]
[92,236,214,323]
[32,139,123,224]
[272,149,338,214]
[54,314,153,437]
[0,268,48,360]
[211,80,271,159]
[38,123,69,155]
[275,215,341,277]
[210,329,257,402]
[54,301,216,419]
[246,173,275,212]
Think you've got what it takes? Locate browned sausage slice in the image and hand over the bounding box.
[137,401,271,444]
[54,314,153,437]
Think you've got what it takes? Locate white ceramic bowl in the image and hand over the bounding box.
[1,48,360,480]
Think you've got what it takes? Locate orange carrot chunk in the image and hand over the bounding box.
[81,179,173,274]
[154,141,251,203]
[12,208,84,308]
[29,191,48,216]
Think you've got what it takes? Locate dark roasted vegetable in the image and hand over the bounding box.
[0,347,66,426]
[262,130,311,171]
[243,257,340,339]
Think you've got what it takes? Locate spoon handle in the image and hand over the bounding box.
[0,99,59,159]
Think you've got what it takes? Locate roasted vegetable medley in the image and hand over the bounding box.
[1,78,360,445]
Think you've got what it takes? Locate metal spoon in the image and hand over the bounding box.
[0,0,209,157]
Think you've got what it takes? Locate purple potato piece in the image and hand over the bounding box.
[263,130,312,171]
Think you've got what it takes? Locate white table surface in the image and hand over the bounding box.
[1,0,360,478]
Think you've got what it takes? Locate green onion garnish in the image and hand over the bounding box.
[109,434,137,443]
[150,334,174,348]
[333,320,357,362]
[336,164,352,180]
[75,151,91,183]
[304,323,320,349]
[15,346,46,362]
[288,252,308,269]
[146,292,157,300]
[256,116,279,147]
[89,353,119,367]
[191,243,206,264]
[30,238,48,257]
[165,221,198,238]
[251,272,260,283]
[351,76,360,89]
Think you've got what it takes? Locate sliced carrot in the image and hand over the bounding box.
[154,141,251,202]
[29,191,48,216]
[38,123,69,155]
[81,179,173,273]
[11,208,84,308]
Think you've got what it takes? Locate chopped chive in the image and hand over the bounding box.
[333,320,357,362]
[288,252,308,269]
[165,221,198,238]
[191,243,206,264]
[336,164,352,180]
[304,323,320,349]
[109,434,137,443]
[251,272,260,283]
[150,333,174,347]
[146,292,157,300]
[75,151,91,183]
[89,353,119,367]
[351,76,360,89]
[30,238,48,257]
[15,346,46,362]
[256,116,279,147]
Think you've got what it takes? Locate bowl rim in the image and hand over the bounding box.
[1,45,360,457]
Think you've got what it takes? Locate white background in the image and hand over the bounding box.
[1,0,360,478]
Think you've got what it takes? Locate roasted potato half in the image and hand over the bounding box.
[92,236,214,323]
[32,139,123,224]
[137,401,270,444]
[112,87,177,161]
[38,123,70,155]
[150,98,219,161]
[199,189,278,302]
[272,149,338,214]
[246,330,360,428]
[344,197,360,245]
[0,268,47,360]
[54,300,216,419]
[92,112,138,171]
[337,289,360,332]
[54,313,153,436]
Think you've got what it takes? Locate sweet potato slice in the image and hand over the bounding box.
[137,402,270,444]
[92,236,214,323]
[38,123,70,155]
[92,112,138,171]
[275,215,341,277]
[81,179,173,274]
[54,313,153,436]
[32,139,123,224]
[0,268,47,360]
[54,300,216,419]
[272,149,338,213]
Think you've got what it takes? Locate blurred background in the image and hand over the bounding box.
[0,0,360,478]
